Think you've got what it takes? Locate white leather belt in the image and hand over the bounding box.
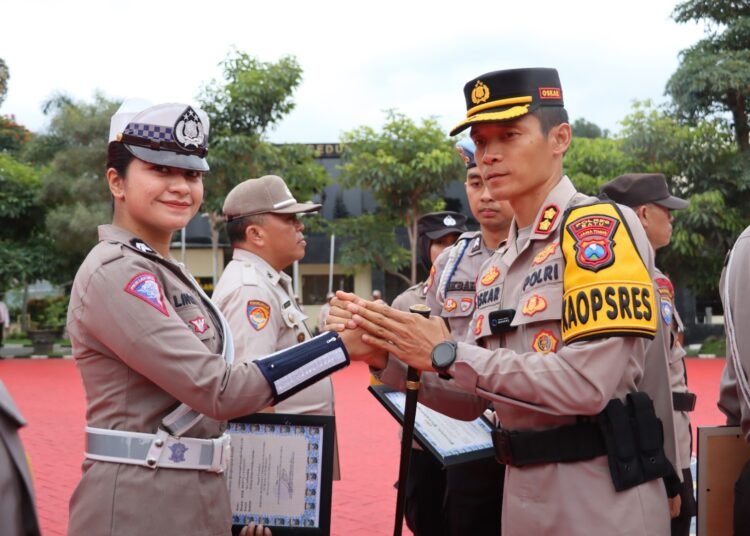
[85,426,231,473]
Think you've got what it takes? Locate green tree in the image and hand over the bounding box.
[570,118,607,139]
[0,58,8,109]
[565,136,634,195]
[337,111,463,284]
[198,51,329,284]
[0,152,61,318]
[668,0,750,152]
[35,93,119,282]
[619,100,744,294]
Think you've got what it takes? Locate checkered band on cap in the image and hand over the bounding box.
[123,123,173,143]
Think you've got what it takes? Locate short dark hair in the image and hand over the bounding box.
[226,214,266,245]
[533,107,569,135]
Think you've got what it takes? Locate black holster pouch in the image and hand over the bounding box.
[597,392,673,492]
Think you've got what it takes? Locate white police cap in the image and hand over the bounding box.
[109,100,210,172]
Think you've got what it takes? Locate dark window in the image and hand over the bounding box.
[302,274,354,305]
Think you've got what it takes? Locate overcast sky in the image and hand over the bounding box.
[1,0,706,143]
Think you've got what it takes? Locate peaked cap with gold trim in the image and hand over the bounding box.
[450,67,564,136]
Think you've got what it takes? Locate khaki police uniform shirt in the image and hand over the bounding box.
[212,249,335,416]
[0,380,41,536]
[655,268,692,470]
[67,225,276,536]
[377,177,671,535]
[719,225,750,441]
[426,231,491,341]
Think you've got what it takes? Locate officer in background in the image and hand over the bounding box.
[391,210,466,536]
[718,222,750,533]
[213,175,340,475]
[600,172,695,533]
[424,139,512,535]
[332,68,674,534]
[0,380,42,536]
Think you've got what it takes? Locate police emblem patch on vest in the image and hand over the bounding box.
[246,300,270,331]
[124,272,169,316]
[560,202,657,344]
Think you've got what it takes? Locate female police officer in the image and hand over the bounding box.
[66,101,351,536]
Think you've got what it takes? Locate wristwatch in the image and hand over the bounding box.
[431,340,458,379]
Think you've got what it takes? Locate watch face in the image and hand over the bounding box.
[433,342,455,369]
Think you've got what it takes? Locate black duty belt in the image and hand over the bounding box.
[672,392,697,412]
[491,421,606,467]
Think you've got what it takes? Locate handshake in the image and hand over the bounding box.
[323,291,452,372]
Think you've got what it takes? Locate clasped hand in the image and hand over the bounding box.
[324,291,451,372]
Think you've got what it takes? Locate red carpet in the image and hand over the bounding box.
[0,357,727,535]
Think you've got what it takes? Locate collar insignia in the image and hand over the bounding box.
[130,239,156,254]
[536,205,560,234]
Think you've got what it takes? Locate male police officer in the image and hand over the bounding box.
[333,68,673,535]
[213,175,337,422]
[718,222,750,533]
[424,140,512,535]
[600,172,695,533]
[391,210,467,536]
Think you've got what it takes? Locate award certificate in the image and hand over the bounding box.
[227,413,334,535]
[369,384,495,466]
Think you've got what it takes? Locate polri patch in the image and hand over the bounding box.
[247,300,271,331]
[522,295,547,316]
[124,272,169,316]
[532,330,559,354]
[444,298,457,312]
[188,316,209,334]
[566,214,619,272]
[536,205,560,234]
[480,266,500,286]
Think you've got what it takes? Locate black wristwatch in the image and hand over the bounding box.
[431,340,458,380]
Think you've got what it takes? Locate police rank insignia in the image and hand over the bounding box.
[522,295,547,316]
[474,314,484,336]
[532,242,558,266]
[444,298,458,312]
[247,300,271,331]
[130,239,156,254]
[532,330,559,354]
[168,442,188,463]
[566,214,619,272]
[480,266,500,286]
[188,316,209,334]
[125,272,169,316]
[460,297,473,312]
[173,106,206,151]
[536,205,560,234]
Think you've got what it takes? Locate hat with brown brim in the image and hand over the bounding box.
[223,175,322,221]
[599,173,689,210]
[450,68,564,136]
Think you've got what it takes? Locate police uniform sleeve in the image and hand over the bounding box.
[221,282,283,360]
[424,247,451,316]
[719,228,750,439]
[70,255,346,420]
[445,205,659,416]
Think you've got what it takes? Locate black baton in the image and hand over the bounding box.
[393,303,430,536]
